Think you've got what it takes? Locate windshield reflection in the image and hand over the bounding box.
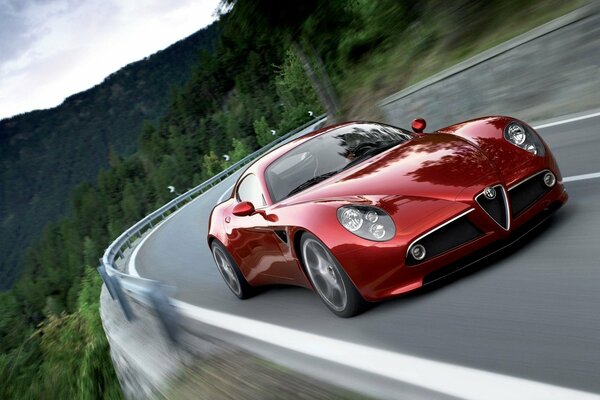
[266,123,413,202]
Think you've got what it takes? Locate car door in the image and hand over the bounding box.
[226,173,293,285]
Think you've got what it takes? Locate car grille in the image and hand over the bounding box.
[406,212,483,266]
[509,170,552,217]
[476,185,509,230]
[422,199,564,286]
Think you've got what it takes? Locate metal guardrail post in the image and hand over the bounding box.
[98,264,135,321]
[148,282,180,345]
[112,277,135,322]
[98,264,117,300]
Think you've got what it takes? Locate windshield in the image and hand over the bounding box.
[265,123,413,203]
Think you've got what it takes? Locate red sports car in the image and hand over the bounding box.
[207,117,567,317]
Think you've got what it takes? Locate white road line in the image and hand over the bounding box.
[533,111,600,129]
[564,172,600,183]
[217,183,235,204]
[173,299,599,400]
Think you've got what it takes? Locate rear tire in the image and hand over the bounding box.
[299,233,368,317]
[210,241,254,299]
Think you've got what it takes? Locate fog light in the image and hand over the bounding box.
[543,171,556,187]
[410,244,426,261]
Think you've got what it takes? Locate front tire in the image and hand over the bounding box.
[300,233,368,317]
[210,241,254,299]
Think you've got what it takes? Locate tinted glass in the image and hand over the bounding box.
[237,174,266,206]
[265,123,413,203]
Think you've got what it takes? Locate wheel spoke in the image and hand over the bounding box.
[322,277,334,299]
[316,247,330,270]
[302,238,347,312]
[313,274,328,293]
[213,247,241,295]
[331,283,343,304]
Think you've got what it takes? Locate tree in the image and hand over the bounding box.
[220,0,341,120]
[121,181,142,224]
[229,138,251,163]
[253,116,274,147]
[202,151,225,180]
[0,292,28,352]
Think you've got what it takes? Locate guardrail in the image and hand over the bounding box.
[98,115,326,343]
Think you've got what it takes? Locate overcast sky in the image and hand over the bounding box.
[0,0,221,120]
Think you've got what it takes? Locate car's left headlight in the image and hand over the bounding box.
[504,122,545,156]
[337,206,395,241]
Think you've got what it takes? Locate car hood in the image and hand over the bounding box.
[282,133,499,205]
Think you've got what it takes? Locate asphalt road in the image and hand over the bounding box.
[136,114,600,395]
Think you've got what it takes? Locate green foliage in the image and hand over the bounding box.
[0,292,28,353]
[229,138,252,164]
[253,116,274,147]
[0,332,43,399]
[337,0,416,63]
[1,269,122,399]
[202,151,225,180]
[275,49,323,133]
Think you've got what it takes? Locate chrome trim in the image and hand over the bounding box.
[483,186,496,199]
[508,169,551,191]
[411,244,426,260]
[543,171,556,187]
[406,208,475,260]
[475,184,511,231]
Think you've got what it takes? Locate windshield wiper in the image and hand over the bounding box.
[286,171,339,198]
[342,142,400,171]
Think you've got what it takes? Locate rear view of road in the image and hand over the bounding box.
[135,114,600,397]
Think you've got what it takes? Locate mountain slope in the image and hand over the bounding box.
[0,22,219,289]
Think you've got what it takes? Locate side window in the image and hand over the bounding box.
[236,174,266,207]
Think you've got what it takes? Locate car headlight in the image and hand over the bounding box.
[337,206,395,241]
[504,122,545,156]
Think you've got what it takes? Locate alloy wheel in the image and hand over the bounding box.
[212,246,242,296]
[302,237,348,312]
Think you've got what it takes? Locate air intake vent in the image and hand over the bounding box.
[274,230,288,244]
[476,185,510,230]
[406,210,483,266]
[509,170,552,217]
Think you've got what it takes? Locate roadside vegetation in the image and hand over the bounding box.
[0,0,585,397]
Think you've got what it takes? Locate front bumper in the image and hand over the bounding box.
[334,171,568,301]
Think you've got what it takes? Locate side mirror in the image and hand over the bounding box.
[232,201,255,217]
[411,118,426,133]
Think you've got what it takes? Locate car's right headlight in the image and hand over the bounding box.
[337,205,395,241]
[504,122,545,156]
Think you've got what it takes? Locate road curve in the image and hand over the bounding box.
[135,114,600,395]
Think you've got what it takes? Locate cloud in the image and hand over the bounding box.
[0,0,220,119]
